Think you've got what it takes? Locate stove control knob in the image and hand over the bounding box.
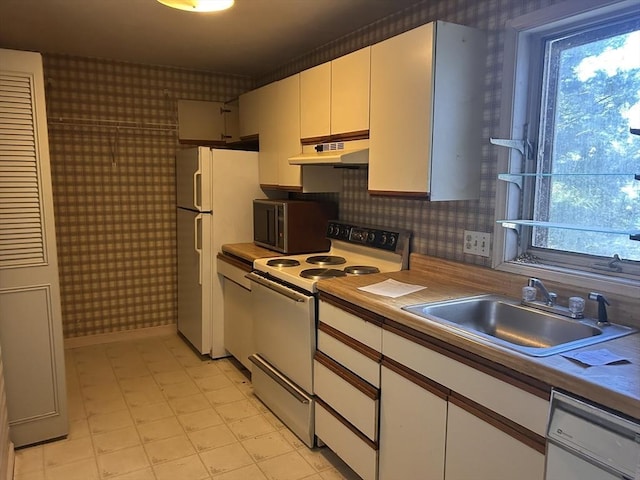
[328,225,336,236]
[388,234,397,246]
[341,227,350,238]
[367,232,376,243]
[380,234,388,245]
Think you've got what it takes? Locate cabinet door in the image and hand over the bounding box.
[275,74,302,189]
[369,23,434,195]
[445,401,545,480]
[331,47,370,136]
[300,62,331,141]
[239,86,263,138]
[257,81,280,187]
[177,99,226,143]
[222,278,253,372]
[379,363,447,480]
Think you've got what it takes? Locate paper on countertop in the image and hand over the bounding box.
[358,279,426,298]
[561,348,631,367]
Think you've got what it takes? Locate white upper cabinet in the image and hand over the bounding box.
[300,62,331,141]
[300,47,370,141]
[276,74,302,189]
[331,47,370,137]
[178,99,230,144]
[256,81,280,187]
[257,75,302,189]
[239,85,265,139]
[369,21,485,199]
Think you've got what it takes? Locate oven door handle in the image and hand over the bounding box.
[245,272,309,303]
[249,355,310,404]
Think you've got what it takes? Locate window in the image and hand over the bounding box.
[495,0,640,282]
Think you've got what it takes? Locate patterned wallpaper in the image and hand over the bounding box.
[269,0,562,265]
[44,0,566,338]
[43,54,251,338]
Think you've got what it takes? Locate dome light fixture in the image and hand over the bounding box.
[157,0,234,13]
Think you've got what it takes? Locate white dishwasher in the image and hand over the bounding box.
[545,390,640,480]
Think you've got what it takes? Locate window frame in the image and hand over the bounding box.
[493,0,640,296]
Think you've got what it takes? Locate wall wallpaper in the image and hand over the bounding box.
[43,54,251,338]
[267,0,562,265]
[44,0,565,338]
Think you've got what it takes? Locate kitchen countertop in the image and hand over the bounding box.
[317,257,640,420]
[220,242,280,265]
[219,243,639,419]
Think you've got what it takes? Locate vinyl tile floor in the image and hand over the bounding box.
[13,334,361,480]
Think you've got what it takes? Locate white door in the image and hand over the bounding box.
[0,49,67,447]
[176,208,211,354]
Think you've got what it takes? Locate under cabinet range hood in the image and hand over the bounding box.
[288,140,369,166]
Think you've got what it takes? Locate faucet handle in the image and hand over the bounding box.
[547,292,557,306]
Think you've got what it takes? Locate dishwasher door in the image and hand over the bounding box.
[545,390,640,480]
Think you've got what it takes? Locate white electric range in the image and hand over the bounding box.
[246,221,411,448]
[252,221,411,292]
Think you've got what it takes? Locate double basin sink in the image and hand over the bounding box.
[402,294,636,357]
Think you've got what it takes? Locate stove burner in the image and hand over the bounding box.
[343,265,381,275]
[300,268,347,280]
[306,255,347,266]
[266,258,301,267]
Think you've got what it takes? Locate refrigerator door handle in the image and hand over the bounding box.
[193,170,202,211]
[194,214,202,285]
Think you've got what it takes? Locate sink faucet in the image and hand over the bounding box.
[522,277,582,319]
[527,278,557,306]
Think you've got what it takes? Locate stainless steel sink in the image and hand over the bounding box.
[402,294,637,357]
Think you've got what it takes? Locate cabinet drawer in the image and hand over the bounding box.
[382,328,549,436]
[314,353,379,441]
[317,323,380,387]
[319,300,381,351]
[217,258,251,289]
[315,400,378,480]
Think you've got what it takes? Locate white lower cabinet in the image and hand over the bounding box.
[380,325,548,480]
[378,361,447,480]
[217,258,254,371]
[444,400,545,480]
[316,300,549,480]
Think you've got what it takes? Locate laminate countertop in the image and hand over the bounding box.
[219,243,639,419]
[220,243,280,265]
[317,256,640,420]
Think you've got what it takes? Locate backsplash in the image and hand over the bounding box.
[44,54,251,338]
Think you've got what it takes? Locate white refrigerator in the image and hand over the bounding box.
[176,147,262,356]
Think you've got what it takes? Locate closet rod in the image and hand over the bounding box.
[47,116,177,132]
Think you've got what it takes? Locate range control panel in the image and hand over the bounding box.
[326,221,410,252]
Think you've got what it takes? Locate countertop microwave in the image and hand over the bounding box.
[253,199,336,254]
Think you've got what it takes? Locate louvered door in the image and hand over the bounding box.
[0,48,68,447]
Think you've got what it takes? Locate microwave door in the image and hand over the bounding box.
[254,203,277,248]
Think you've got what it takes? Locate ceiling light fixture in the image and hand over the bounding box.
[157,0,234,13]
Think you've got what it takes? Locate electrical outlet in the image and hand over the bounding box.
[463,230,491,257]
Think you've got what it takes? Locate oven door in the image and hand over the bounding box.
[246,271,315,393]
[247,271,316,447]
